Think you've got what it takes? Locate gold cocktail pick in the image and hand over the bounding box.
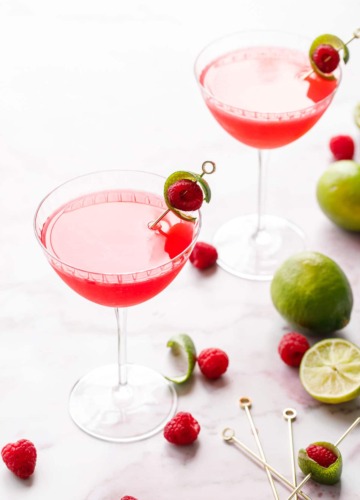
[283,408,298,500]
[222,427,312,500]
[287,416,360,500]
[148,160,216,230]
[239,397,280,500]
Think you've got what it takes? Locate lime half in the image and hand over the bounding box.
[300,338,360,403]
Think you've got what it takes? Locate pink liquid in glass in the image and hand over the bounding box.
[41,189,195,307]
[200,46,338,148]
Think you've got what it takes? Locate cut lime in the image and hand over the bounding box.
[164,170,211,222]
[165,333,197,384]
[300,338,360,403]
[298,441,342,485]
[309,34,349,80]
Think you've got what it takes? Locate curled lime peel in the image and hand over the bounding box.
[298,441,342,485]
[309,34,349,80]
[165,333,197,384]
[164,170,212,221]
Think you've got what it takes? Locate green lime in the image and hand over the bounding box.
[271,251,353,334]
[298,441,342,485]
[300,338,360,403]
[317,160,360,231]
[165,333,197,384]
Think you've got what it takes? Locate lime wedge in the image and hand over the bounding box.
[300,338,360,403]
[309,34,349,80]
[164,170,211,222]
[298,441,342,485]
[165,333,197,384]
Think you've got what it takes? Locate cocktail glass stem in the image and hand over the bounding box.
[254,149,266,236]
[115,307,128,387]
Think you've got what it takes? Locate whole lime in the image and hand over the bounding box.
[271,251,353,334]
[317,160,360,231]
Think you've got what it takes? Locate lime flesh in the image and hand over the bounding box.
[300,338,360,403]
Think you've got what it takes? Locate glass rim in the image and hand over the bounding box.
[194,28,342,119]
[34,168,202,278]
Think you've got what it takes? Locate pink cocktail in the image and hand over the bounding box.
[41,189,194,307]
[35,170,201,442]
[195,31,341,280]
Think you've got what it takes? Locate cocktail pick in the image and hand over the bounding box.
[148,160,216,230]
[222,428,312,500]
[283,408,298,500]
[287,416,360,500]
[239,397,280,500]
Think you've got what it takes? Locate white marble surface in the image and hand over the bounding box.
[1,1,360,499]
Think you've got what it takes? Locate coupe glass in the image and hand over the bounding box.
[195,30,341,280]
[34,170,201,442]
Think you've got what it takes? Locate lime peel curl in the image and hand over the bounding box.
[165,333,197,384]
[309,34,349,80]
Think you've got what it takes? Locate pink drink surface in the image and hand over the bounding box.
[41,190,195,307]
[200,46,338,148]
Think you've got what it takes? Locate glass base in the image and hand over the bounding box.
[68,364,177,442]
[213,214,305,281]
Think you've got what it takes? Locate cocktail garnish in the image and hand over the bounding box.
[298,441,342,485]
[148,160,216,229]
[165,333,197,384]
[307,29,359,80]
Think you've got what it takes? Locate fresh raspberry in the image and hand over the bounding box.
[121,497,138,500]
[167,179,203,211]
[329,135,355,160]
[312,44,340,74]
[1,439,37,479]
[190,241,218,269]
[197,348,229,379]
[164,222,194,259]
[164,412,200,445]
[306,444,338,468]
[278,332,310,367]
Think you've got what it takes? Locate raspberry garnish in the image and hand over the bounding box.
[312,44,340,74]
[197,347,229,379]
[167,179,204,212]
[1,439,37,479]
[306,444,338,468]
[329,135,355,160]
[190,241,218,269]
[121,497,138,500]
[164,412,200,445]
[278,332,310,367]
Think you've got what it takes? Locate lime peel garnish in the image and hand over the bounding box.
[165,333,197,384]
[164,163,214,221]
[309,34,349,80]
[298,441,342,485]
[149,161,216,229]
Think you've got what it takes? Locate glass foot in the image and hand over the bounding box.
[69,364,177,442]
[213,214,305,281]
